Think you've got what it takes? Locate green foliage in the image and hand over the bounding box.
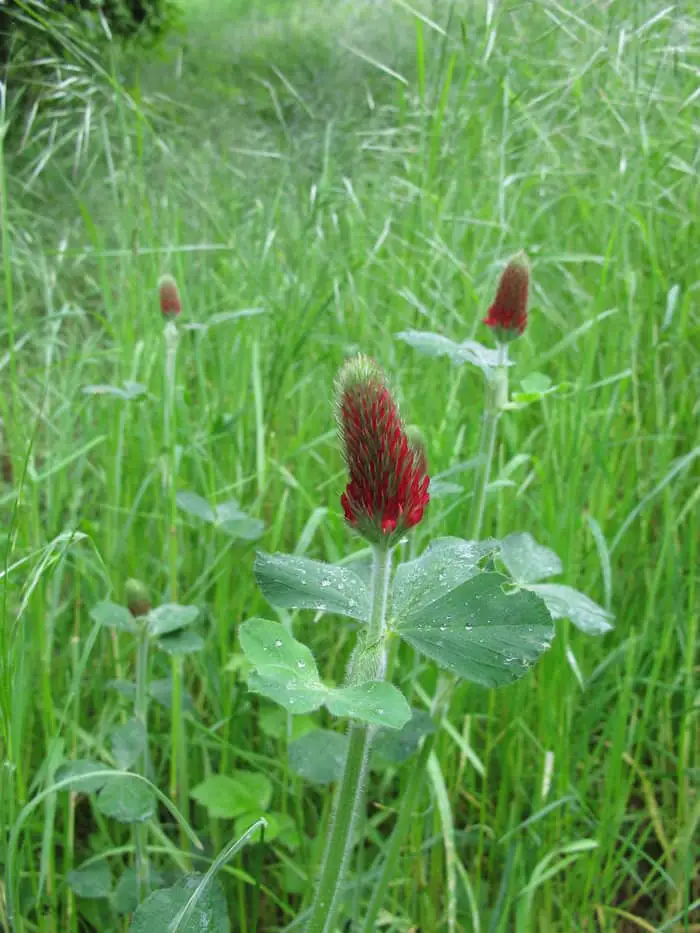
[190,771,272,820]
[0,0,180,60]
[96,776,156,823]
[130,875,229,932]
[254,551,371,620]
[288,729,348,785]
[239,618,412,728]
[395,569,554,688]
[67,860,113,899]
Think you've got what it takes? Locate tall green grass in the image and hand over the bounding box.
[1,0,698,930]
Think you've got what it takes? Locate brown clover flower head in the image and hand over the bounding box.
[483,251,529,341]
[158,274,181,319]
[336,356,430,547]
[125,578,151,618]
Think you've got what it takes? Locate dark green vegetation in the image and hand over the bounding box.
[0,0,698,930]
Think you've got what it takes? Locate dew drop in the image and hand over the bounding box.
[465,623,473,632]
[297,660,306,669]
[274,639,283,648]
[320,578,331,588]
[439,624,447,632]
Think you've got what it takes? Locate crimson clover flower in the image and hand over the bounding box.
[483,251,529,341]
[336,356,430,547]
[158,274,182,319]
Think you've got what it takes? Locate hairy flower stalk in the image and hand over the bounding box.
[305,359,428,933]
[159,275,187,824]
[133,615,151,900]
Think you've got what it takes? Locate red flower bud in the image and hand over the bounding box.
[158,274,181,319]
[336,356,430,547]
[483,252,529,340]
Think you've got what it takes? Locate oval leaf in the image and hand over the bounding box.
[499,532,563,583]
[149,678,197,714]
[130,874,228,933]
[396,331,514,373]
[176,491,216,523]
[288,729,349,785]
[109,718,147,770]
[157,630,205,656]
[54,759,113,794]
[327,682,411,729]
[239,618,319,678]
[90,601,136,633]
[67,861,112,899]
[254,552,370,621]
[373,709,435,765]
[114,866,164,915]
[525,583,614,635]
[147,603,199,637]
[220,516,265,540]
[239,618,325,712]
[96,776,155,823]
[240,619,410,727]
[396,572,554,688]
[392,537,499,620]
[190,771,272,820]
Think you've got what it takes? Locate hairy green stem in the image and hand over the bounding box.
[163,322,186,818]
[467,343,508,541]
[363,348,509,928]
[305,545,392,933]
[134,624,150,901]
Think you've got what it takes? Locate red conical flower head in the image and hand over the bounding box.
[482,251,529,341]
[336,356,430,547]
[158,274,181,319]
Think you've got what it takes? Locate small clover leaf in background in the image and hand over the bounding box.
[254,552,371,621]
[498,532,614,635]
[114,866,165,915]
[90,601,137,633]
[66,861,112,899]
[54,760,113,794]
[149,677,197,714]
[146,603,199,637]
[190,770,272,820]
[526,584,614,635]
[288,730,349,785]
[156,630,205,655]
[395,330,514,377]
[177,490,264,541]
[109,718,147,770]
[130,874,228,933]
[239,619,411,729]
[499,532,563,584]
[373,709,435,766]
[96,776,156,823]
